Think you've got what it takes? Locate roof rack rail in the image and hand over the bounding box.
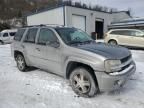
[22,24,65,28]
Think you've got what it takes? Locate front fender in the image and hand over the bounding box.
[63,56,105,78]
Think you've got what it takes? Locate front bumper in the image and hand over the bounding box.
[95,62,136,91]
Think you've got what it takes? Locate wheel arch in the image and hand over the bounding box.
[0,40,4,43]
[66,61,98,86]
[14,50,30,66]
[14,50,24,60]
[108,38,118,44]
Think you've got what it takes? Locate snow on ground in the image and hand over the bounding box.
[0,44,144,108]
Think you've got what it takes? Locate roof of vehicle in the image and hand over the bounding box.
[1,29,17,33]
[20,24,74,29]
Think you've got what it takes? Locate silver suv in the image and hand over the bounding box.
[11,25,136,97]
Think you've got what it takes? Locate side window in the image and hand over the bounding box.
[10,32,16,37]
[14,29,26,41]
[133,31,144,37]
[38,28,57,45]
[121,30,131,36]
[3,33,9,37]
[110,31,122,35]
[24,28,38,43]
[110,30,132,36]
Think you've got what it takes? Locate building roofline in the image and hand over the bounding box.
[25,4,129,17]
[25,5,64,17]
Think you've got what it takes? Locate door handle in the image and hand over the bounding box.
[36,48,40,51]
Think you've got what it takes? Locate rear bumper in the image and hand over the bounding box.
[95,62,136,91]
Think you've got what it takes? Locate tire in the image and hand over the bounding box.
[108,40,117,45]
[16,54,28,72]
[69,67,99,97]
[0,41,4,45]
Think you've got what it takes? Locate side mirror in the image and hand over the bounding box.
[46,41,60,48]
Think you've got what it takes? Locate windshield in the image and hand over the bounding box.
[55,28,93,45]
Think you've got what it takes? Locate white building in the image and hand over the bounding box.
[27,5,131,39]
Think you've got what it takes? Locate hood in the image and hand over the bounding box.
[75,42,131,59]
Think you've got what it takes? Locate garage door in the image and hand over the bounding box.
[72,15,86,31]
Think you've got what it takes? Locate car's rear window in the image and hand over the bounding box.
[14,29,26,41]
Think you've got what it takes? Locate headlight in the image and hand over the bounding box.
[105,60,121,73]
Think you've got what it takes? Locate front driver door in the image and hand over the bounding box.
[34,28,62,75]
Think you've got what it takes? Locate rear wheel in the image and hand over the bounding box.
[69,67,98,97]
[16,54,28,72]
[108,40,117,45]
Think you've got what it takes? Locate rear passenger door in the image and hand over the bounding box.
[34,28,62,75]
[22,28,38,65]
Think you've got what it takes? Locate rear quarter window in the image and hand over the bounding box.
[14,29,26,41]
[10,32,16,37]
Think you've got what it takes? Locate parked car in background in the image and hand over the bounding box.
[11,25,136,97]
[105,29,144,48]
[0,29,17,44]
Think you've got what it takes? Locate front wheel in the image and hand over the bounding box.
[16,54,28,72]
[69,67,99,97]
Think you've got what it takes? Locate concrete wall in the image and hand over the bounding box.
[27,7,64,26]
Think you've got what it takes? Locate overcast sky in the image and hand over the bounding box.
[73,0,144,17]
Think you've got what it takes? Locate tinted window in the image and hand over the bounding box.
[24,28,38,43]
[110,30,133,36]
[110,31,121,35]
[3,33,8,37]
[14,29,26,41]
[121,30,131,36]
[10,32,16,36]
[38,28,57,45]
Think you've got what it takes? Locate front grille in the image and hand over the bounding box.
[119,63,131,72]
[118,55,132,72]
[121,55,131,63]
